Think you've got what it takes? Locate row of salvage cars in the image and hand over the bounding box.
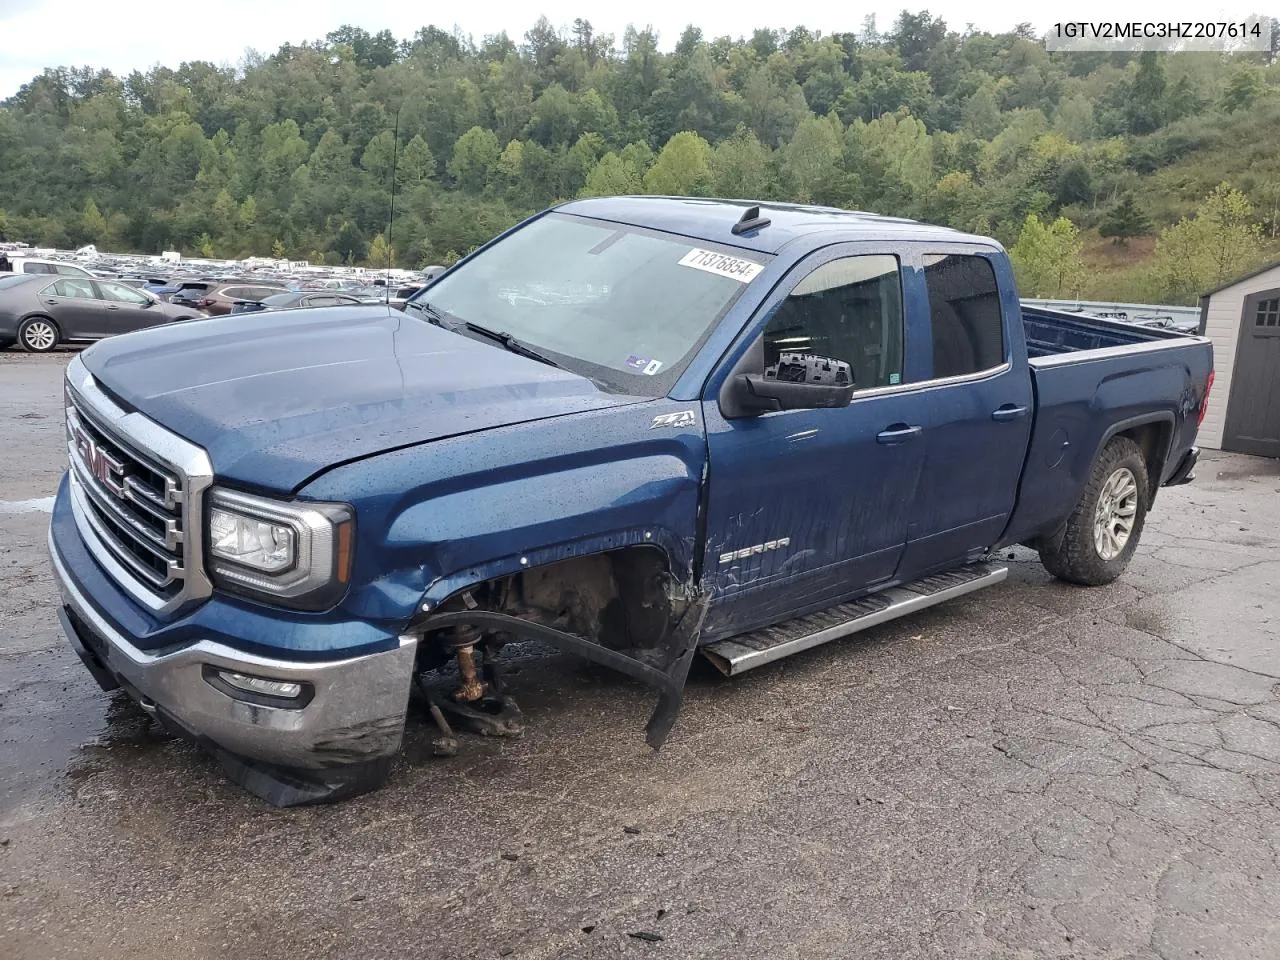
[0,272,428,353]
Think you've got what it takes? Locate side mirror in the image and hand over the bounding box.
[731,372,855,414]
[718,341,857,418]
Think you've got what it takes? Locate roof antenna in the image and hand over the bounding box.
[384,109,400,304]
[732,205,771,236]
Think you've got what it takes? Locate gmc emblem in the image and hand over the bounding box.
[72,421,125,497]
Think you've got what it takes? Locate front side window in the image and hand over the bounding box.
[418,213,770,395]
[923,253,1005,378]
[98,281,150,304]
[763,255,904,391]
[49,278,97,300]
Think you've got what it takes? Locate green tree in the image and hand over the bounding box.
[330,220,368,264]
[708,126,774,199]
[1098,194,1151,246]
[361,130,397,184]
[1126,52,1166,135]
[1010,213,1085,297]
[1222,68,1264,113]
[1152,183,1264,302]
[81,199,107,242]
[643,131,712,195]
[580,152,643,197]
[397,135,436,188]
[448,126,501,192]
[272,238,286,259]
[367,232,395,268]
[781,114,842,202]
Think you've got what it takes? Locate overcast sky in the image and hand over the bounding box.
[0,0,1264,99]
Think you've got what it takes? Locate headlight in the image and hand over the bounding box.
[206,487,354,610]
[210,509,295,572]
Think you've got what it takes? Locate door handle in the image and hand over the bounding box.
[876,424,922,444]
[105,304,120,310]
[44,298,58,304]
[991,404,1029,422]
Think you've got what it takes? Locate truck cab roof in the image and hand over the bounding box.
[555,196,1000,256]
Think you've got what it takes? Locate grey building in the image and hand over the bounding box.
[1198,262,1280,456]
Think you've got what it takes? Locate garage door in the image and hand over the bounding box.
[1223,288,1280,457]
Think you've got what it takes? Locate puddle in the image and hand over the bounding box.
[0,662,171,818]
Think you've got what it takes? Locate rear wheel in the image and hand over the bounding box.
[18,316,59,353]
[1039,436,1148,586]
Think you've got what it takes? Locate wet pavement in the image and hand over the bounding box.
[3,349,1280,959]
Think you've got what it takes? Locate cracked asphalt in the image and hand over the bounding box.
[3,349,1280,959]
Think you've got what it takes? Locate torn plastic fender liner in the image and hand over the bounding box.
[422,591,708,748]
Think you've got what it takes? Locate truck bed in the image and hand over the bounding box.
[1000,305,1214,551]
[1022,305,1193,359]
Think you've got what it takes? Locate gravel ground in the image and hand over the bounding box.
[2,349,1279,960]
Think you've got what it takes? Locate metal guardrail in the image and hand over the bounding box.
[1021,298,1201,327]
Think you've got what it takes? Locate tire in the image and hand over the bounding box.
[18,316,60,353]
[1039,436,1148,586]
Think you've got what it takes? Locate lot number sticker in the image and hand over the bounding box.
[678,248,764,283]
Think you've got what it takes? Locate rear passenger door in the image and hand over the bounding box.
[898,250,1034,575]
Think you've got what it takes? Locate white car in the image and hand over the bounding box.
[0,255,95,279]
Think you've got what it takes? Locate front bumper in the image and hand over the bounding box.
[50,528,418,806]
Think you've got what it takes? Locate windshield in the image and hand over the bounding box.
[416,212,769,394]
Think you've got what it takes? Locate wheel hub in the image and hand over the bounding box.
[1094,466,1138,561]
[25,322,55,350]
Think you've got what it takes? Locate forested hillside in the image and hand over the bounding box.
[2,14,1279,303]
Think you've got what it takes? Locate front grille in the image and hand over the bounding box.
[64,357,213,614]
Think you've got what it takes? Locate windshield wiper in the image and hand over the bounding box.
[462,321,564,370]
[405,298,448,327]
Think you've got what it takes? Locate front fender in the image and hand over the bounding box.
[299,400,707,623]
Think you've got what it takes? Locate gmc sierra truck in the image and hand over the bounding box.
[48,198,1214,805]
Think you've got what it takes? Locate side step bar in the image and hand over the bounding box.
[701,562,1008,676]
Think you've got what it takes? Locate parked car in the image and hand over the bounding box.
[0,273,202,351]
[0,254,95,279]
[183,281,289,315]
[231,291,370,314]
[164,280,220,307]
[47,198,1213,806]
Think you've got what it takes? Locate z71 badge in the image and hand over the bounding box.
[650,410,696,429]
[719,537,791,564]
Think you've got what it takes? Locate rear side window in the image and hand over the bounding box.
[23,262,55,274]
[923,254,1005,378]
[50,278,97,299]
[54,264,88,277]
[763,255,904,391]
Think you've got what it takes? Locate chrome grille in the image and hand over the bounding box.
[63,355,213,614]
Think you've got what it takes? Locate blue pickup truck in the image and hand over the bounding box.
[48,198,1214,804]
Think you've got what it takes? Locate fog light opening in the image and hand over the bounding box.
[203,666,314,708]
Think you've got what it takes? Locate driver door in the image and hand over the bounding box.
[699,246,929,641]
[97,280,166,333]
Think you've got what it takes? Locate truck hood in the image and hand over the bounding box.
[80,306,650,491]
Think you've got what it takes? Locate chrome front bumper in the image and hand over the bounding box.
[50,528,418,805]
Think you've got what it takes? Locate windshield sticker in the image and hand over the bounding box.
[678,248,764,283]
[625,355,664,375]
